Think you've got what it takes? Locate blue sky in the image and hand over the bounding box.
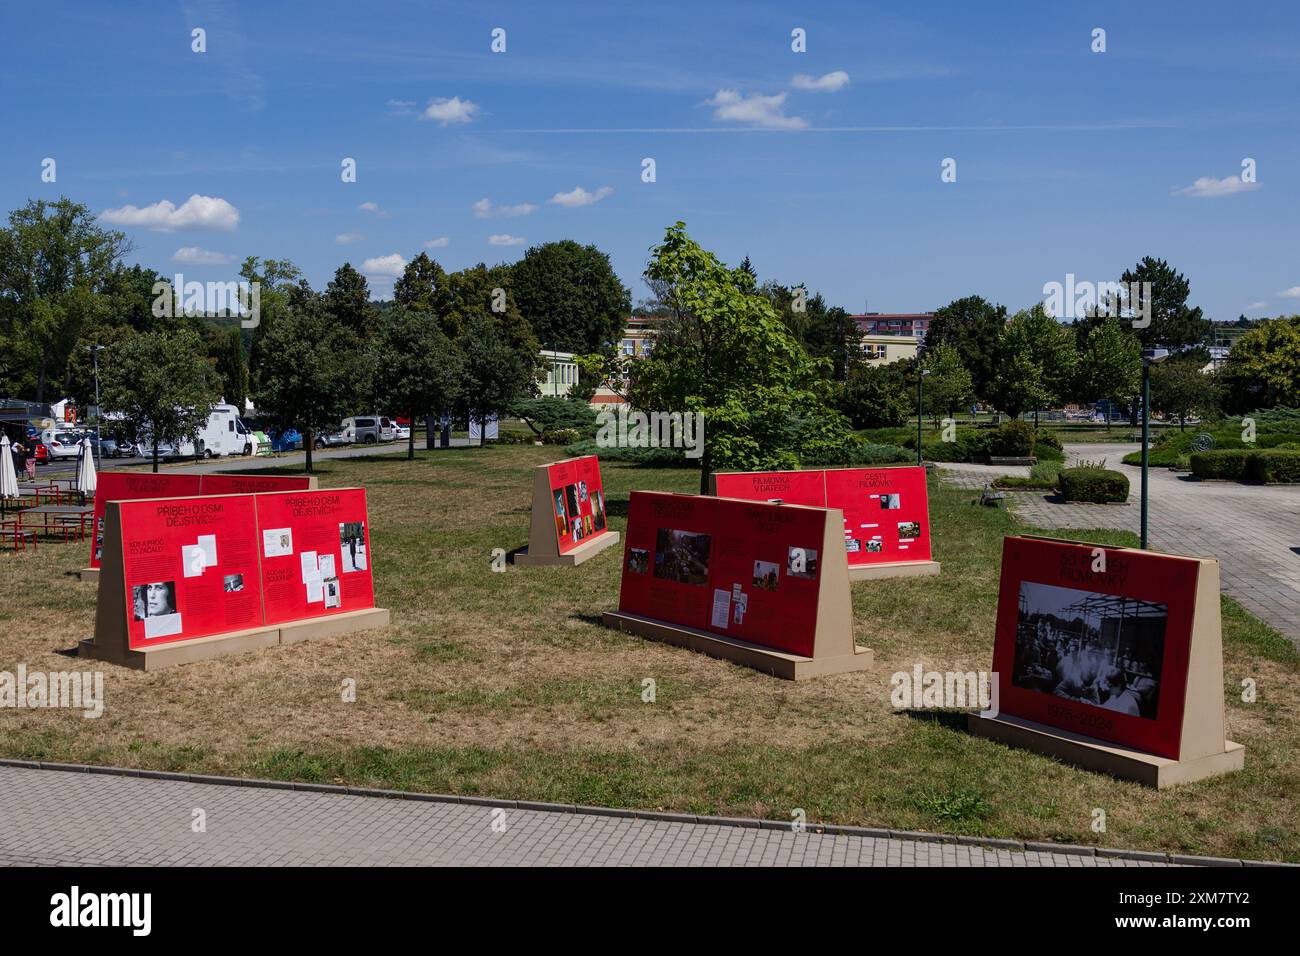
[2,0,1297,320]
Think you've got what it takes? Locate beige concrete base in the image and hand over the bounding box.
[602,610,873,681]
[79,607,391,670]
[515,530,620,567]
[967,713,1245,789]
[79,625,281,672]
[279,607,391,645]
[848,560,940,582]
[78,567,100,583]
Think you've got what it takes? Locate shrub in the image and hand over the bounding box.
[509,397,599,438]
[989,420,1035,457]
[1035,431,1063,451]
[492,431,534,445]
[1058,467,1129,503]
[542,428,580,445]
[562,439,690,467]
[1032,442,1064,463]
[816,442,911,466]
[1249,450,1300,483]
[1029,460,1063,484]
[1190,450,1253,481]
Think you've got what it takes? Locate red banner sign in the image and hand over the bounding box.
[617,491,827,656]
[117,495,264,649]
[90,471,313,568]
[992,536,1199,759]
[255,489,375,625]
[714,466,932,566]
[545,456,611,554]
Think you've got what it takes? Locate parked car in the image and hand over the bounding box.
[33,443,48,466]
[342,416,382,443]
[313,429,351,449]
[378,417,397,442]
[40,429,84,460]
[87,435,131,458]
[393,424,411,441]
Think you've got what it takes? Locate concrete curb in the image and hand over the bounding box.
[1,758,1293,867]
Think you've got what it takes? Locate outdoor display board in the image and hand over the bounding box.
[603,490,871,679]
[712,466,937,576]
[515,455,619,566]
[83,486,385,670]
[116,495,265,648]
[88,471,314,569]
[89,473,202,568]
[969,535,1243,786]
[255,488,375,625]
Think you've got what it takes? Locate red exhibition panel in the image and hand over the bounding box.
[200,474,314,496]
[117,495,264,649]
[618,491,826,657]
[825,466,932,565]
[713,470,826,508]
[546,456,611,554]
[255,489,375,625]
[90,472,203,568]
[992,536,1199,759]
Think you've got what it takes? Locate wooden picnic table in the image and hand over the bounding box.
[15,504,94,542]
[0,517,37,551]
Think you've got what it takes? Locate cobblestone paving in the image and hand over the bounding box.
[0,766,1180,867]
[939,444,1300,644]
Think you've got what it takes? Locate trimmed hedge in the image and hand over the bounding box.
[1058,467,1130,503]
[1191,449,1300,483]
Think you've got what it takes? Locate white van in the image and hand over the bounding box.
[175,404,254,458]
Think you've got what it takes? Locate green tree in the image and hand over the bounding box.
[241,256,302,380]
[1150,357,1222,430]
[0,197,130,401]
[325,262,374,339]
[631,222,850,493]
[1077,317,1141,428]
[989,305,1078,423]
[392,252,449,315]
[510,240,631,354]
[455,313,532,446]
[1120,256,1211,349]
[919,342,973,423]
[924,295,1008,400]
[763,283,864,381]
[837,360,913,429]
[373,307,461,459]
[213,326,248,410]
[99,328,221,472]
[1218,316,1300,413]
[252,297,374,472]
[509,396,599,438]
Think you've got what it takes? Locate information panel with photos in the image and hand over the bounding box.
[116,495,264,649]
[713,465,933,567]
[255,488,376,625]
[546,455,611,554]
[991,536,1200,759]
[617,491,834,657]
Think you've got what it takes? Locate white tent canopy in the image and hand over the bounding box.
[76,437,97,497]
[0,435,19,504]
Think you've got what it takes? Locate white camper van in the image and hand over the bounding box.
[175,404,254,458]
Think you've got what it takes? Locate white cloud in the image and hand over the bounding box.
[171,246,233,265]
[1279,287,1300,299]
[791,71,850,92]
[706,89,807,129]
[473,197,537,218]
[1246,301,1270,310]
[488,234,526,246]
[422,96,480,125]
[361,253,408,277]
[100,194,240,232]
[1173,176,1259,198]
[424,237,450,248]
[335,233,364,244]
[547,186,614,208]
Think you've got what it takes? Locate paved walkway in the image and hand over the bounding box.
[0,765,1190,867]
[940,443,1300,644]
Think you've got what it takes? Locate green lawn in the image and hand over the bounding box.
[1,444,1296,860]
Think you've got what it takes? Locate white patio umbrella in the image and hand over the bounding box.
[75,436,97,499]
[0,435,18,516]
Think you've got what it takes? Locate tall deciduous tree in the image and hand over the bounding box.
[1150,357,1222,430]
[1120,256,1210,349]
[393,252,448,315]
[325,262,375,339]
[919,342,973,423]
[252,297,374,472]
[1077,317,1141,428]
[763,283,864,381]
[374,307,461,459]
[99,328,221,472]
[510,240,631,354]
[631,222,850,493]
[923,295,1008,401]
[1218,316,1300,413]
[0,197,131,401]
[989,304,1078,424]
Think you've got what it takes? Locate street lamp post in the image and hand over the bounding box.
[916,367,931,467]
[1139,348,1168,550]
[85,344,106,473]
